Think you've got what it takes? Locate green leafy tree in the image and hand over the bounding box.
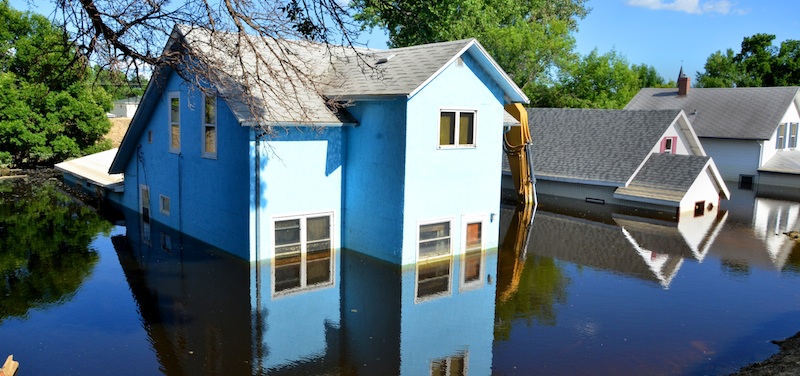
[537,49,667,109]
[352,0,589,99]
[89,65,148,101]
[0,1,111,167]
[0,178,112,322]
[696,33,800,88]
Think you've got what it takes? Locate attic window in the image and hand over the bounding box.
[375,54,395,64]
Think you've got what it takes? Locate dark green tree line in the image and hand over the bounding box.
[0,0,112,167]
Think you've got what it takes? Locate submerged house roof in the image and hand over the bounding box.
[110,25,527,174]
[523,108,697,185]
[624,86,800,140]
[55,148,123,191]
[614,153,713,203]
[504,108,729,205]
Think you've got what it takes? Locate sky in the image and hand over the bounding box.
[572,0,800,82]
[8,0,800,83]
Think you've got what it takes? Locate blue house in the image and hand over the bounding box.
[109,25,528,265]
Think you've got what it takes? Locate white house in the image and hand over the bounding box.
[502,108,730,219]
[625,76,800,191]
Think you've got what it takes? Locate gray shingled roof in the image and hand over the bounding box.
[324,39,472,97]
[759,149,800,174]
[525,108,683,185]
[625,87,800,140]
[614,153,711,203]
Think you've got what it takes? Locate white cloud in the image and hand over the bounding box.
[626,0,737,15]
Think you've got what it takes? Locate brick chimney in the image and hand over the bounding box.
[678,67,690,96]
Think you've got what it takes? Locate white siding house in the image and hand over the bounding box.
[502,108,730,219]
[625,84,800,191]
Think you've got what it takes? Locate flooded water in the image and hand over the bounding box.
[1,178,799,375]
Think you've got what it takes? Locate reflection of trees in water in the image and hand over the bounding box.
[0,179,112,322]
[720,259,751,279]
[495,254,570,341]
[784,242,800,274]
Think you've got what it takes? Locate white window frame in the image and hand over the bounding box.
[159,194,170,216]
[415,218,454,303]
[168,92,180,153]
[139,184,151,245]
[776,123,787,149]
[202,94,218,159]
[430,350,469,376]
[438,109,477,149]
[271,211,335,297]
[789,122,798,149]
[460,214,486,291]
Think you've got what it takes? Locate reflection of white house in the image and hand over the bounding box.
[504,108,730,217]
[752,197,800,268]
[626,76,800,189]
[502,198,728,289]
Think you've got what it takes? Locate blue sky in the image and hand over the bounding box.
[9,0,799,83]
[573,0,800,82]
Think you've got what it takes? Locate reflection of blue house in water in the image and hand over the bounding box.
[107,25,528,265]
[113,209,497,374]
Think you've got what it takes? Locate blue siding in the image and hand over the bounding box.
[402,54,506,264]
[250,127,345,261]
[342,99,408,263]
[252,254,342,370]
[120,71,251,259]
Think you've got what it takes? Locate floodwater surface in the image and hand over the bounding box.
[0,179,799,375]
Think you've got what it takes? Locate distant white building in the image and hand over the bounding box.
[109,97,140,118]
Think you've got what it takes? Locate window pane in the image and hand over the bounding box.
[205,96,216,125]
[790,123,798,148]
[440,112,455,145]
[170,97,179,123]
[420,222,449,241]
[171,124,180,149]
[420,238,450,259]
[449,355,466,376]
[463,249,482,284]
[275,219,300,247]
[458,112,474,145]
[204,125,217,154]
[466,222,481,250]
[420,221,451,258]
[275,253,301,292]
[306,247,332,285]
[307,216,330,242]
[777,123,786,149]
[417,258,451,299]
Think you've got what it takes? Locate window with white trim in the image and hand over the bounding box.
[168,92,180,153]
[416,220,453,302]
[776,123,787,149]
[159,194,170,216]
[460,220,484,290]
[661,136,677,154]
[789,122,798,148]
[202,94,217,158]
[273,213,334,296]
[439,110,476,147]
[430,351,468,376]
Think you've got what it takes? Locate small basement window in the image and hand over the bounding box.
[739,175,754,191]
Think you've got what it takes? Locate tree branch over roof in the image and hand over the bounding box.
[53,0,376,132]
